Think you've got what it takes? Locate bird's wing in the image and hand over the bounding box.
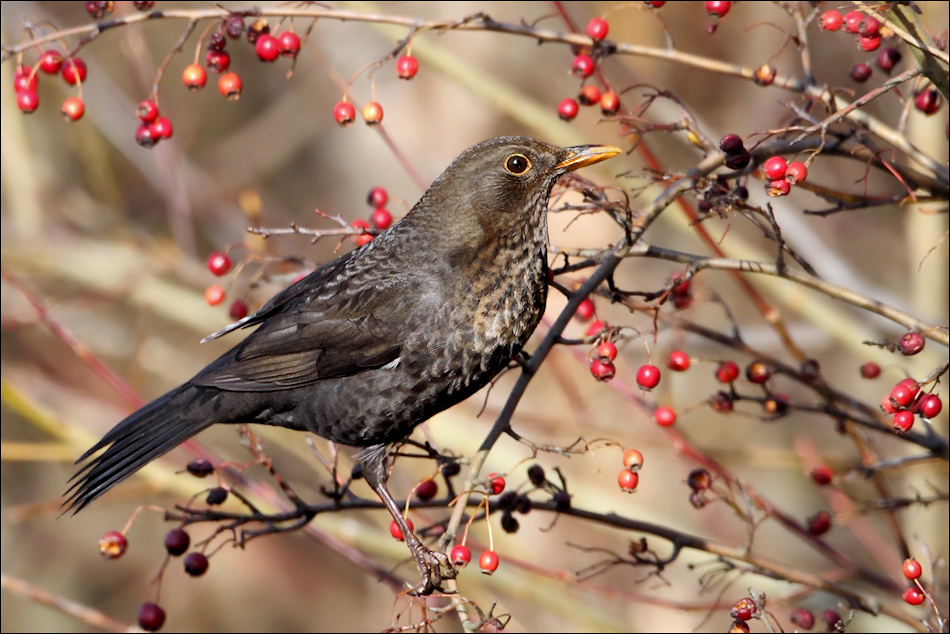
[194,250,402,392]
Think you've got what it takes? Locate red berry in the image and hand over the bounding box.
[135,0,155,9]
[451,544,472,568]
[479,550,499,574]
[880,394,897,414]
[636,365,661,390]
[205,49,230,74]
[790,608,815,630]
[850,62,872,83]
[843,10,863,34]
[571,54,595,79]
[255,34,280,62]
[586,17,609,41]
[137,603,166,632]
[810,466,833,486]
[767,179,791,197]
[596,341,617,361]
[745,360,770,384]
[558,97,579,121]
[487,473,506,495]
[218,72,242,100]
[204,285,225,306]
[278,31,301,58]
[228,299,248,320]
[371,208,393,230]
[590,358,616,381]
[903,558,923,580]
[351,218,371,231]
[731,597,755,621]
[39,50,64,74]
[366,186,388,208]
[889,383,914,408]
[183,63,208,90]
[859,35,882,52]
[396,55,419,80]
[334,101,356,126]
[893,410,914,433]
[137,99,159,123]
[164,528,190,556]
[415,478,438,501]
[903,587,926,606]
[622,448,644,470]
[98,530,128,559]
[135,123,158,148]
[897,378,920,399]
[860,362,880,379]
[819,9,843,31]
[578,84,602,106]
[61,96,85,121]
[617,468,639,491]
[362,101,383,125]
[859,15,880,37]
[389,517,414,541]
[14,69,38,92]
[16,89,39,114]
[917,394,942,419]
[898,331,925,355]
[763,156,787,180]
[150,116,173,140]
[575,297,596,322]
[85,1,114,19]
[807,510,832,535]
[705,1,731,18]
[653,406,676,427]
[356,234,374,246]
[668,350,690,371]
[719,134,744,153]
[61,58,87,85]
[670,271,691,295]
[646,1,666,6]
[184,551,209,576]
[822,610,841,629]
[785,161,807,184]
[599,91,620,115]
[716,360,740,383]
[585,320,606,337]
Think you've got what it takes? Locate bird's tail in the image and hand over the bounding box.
[65,383,218,513]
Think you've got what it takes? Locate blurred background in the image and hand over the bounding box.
[2,1,948,632]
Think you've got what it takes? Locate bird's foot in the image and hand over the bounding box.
[406,543,457,596]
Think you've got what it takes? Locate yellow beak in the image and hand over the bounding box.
[555,145,622,172]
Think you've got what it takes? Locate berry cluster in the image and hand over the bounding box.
[332,52,419,127]
[617,448,643,492]
[880,377,942,434]
[555,18,625,122]
[350,186,393,246]
[819,9,884,52]
[134,100,173,148]
[13,52,87,121]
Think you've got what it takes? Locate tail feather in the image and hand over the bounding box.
[65,384,217,513]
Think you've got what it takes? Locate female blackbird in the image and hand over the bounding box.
[67,136,620,594]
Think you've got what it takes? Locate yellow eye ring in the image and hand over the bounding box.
[504,154,531,175]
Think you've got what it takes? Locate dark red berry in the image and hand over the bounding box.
[225,16,245,39]
[571,54,595,79]
[206,486,228,505]
[371,208,393,230]
[98,530,128,559]
[705,1,731,18]
[395,55,419,79]
[843,10,863,34]
[479,550,499,574]
[799,358,820,381]
[205,49,231,74]
[724,149,751,170]
[903,587,925,605]
[745,360,770,384]
[876,47,902,73]
[917,394,942,419]
[719,134,744,153]
[654,406,676,427]
[586,18,609,41]
[334,101,356,126]
[617,468,639,491]
[61,58,87,85]
[183,64,208,90]
[903,558,922,580]
[451,544,472,567]
[39,50,64,74]
[578,84,602,106]
[186,459,214,477]
[207,252,232,276]
[228,299,249,320]
[819,9,843,31]
[184,552,209,576]
[822,610,841,629]
[134,0,155,9]
[16,89,39,114]
[687,468,712,491]
[207,32,227,51]
[810,466,833,486]
[164,528,190,556]
[898,331,925,356]
[790,608,815,630]
[85,1,114,19]
[137,603,165,632]
[668,350,690,371]
[278,31,301,58]
[807,510,832,535]
[415,478,438,501]
[150,117,173,140]
[669,271,691,295]
[558,97,579,121]
[860,362,880,379]
[390,517,414,540]
[528,464,547,485]
[636,365,661,390]
[599,91,620,115]
[362,101,383,125]
[255,34,280,62]
[135,124,158,148]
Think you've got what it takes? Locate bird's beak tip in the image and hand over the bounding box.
[556,145,622,172]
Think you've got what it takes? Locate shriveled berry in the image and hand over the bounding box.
[724,149,751,170]
[85,1,114,19]
[183,63,208,90]
[687,468,712,491]
[218,72,242,100]
[571,54,595,79]
[893,410,914,433]
[668,350,690,371]
[705,1,731,18]
[596,341,617,361]
[843,10,863,34]
[903,587,925,605]
[255,34,280,62]
[225,16,246,39]
[371,208,393,230]
[278,31,301,58]
[390,518,413,540]
[558,97,579,121]
[819,9,843,31]
[164,528,190,556]
[135,124,158,149]
[807,510,832,535]
[753,64,776,86]
[586,17,609,41]
[16,89,39,114]
[415,478,438,501]
[184,552,209,576]
[206,486,228,505]
[186,459,214,477]
[479,550,499,574]
[622,449,644,471]
[810,466,833,485]
[719,134,744,154]
[860,362,880,379]
[745,360,770,384]
[61,58,87,85]
[487,473,506,495]
[898,331,924,356]
[876,47,901,73]
[334,101,356,126]
[917,394,942,419]
[98,530,128,559]
[851,63,872,86]
[39,50,64,74]
[763,156,787,180]
[205,49,230,74]
[14,69,38,92]
[599,91,620,115]
[617,468,639,491]
[578,84,601,106]
[451,544,472,568]
[137,99,159,123]
[228,299,249,320]
[151,115,175,138]
[246,18,270,45]
[767,178,791,197]
[395,55,419,79]
[137,603,165,632]
[903,558,922,580]
[790,608,815,630]
[654,406,676,427]
[785,161,807,184]
[362,101,383,125]
[636,365,661,390]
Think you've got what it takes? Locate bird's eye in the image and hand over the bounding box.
[504,154,531,175]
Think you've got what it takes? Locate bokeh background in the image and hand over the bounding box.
[2,1,948,632]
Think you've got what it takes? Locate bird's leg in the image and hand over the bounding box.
[360,445,456,595]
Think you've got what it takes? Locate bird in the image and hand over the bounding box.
[66,136,620,594]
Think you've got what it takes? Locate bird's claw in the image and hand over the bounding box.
[407,545,457,596]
